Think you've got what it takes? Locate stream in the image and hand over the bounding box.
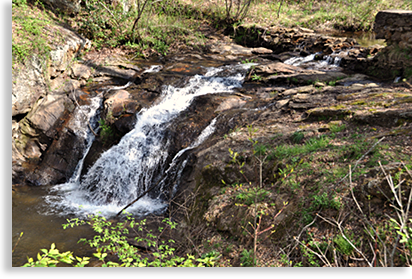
[12,58,254,266]
[12,32,385,266]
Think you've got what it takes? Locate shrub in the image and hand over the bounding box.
[23,213,218,267]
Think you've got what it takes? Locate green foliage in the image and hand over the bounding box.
[63,215,217,267]
[240,249,255,267]
[333,234,354,256]
[75,0,205,54]
[299,240,321,267]
[23,213,217,267]
[98,118,115,144]
[291,131,305,144]
[22,243,90,267]
[235,187,270,206]
[13,0,27,6]
[272,135,331,159]
[312,192,341,211]
[251,73,262,81]
[12,0,54,65]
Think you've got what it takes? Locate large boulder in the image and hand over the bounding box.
[40,0,82,15]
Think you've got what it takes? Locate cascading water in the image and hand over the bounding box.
[43,63,252,217]
[284,51,345,70]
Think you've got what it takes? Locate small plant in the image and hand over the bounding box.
[98,118,114,143]
[235,187,270,206]
[291,131,305,144]
[241,58,256,64]
[22,243,90,267]
[333,234,354,256]
[251,73,262,81]
[240,249,255,267]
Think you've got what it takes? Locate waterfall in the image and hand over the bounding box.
[43,63,252,217]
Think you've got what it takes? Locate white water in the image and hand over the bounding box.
[43,63,251,217]
[284,51,345,70]
[67,96,102,183]
[284,53,318,67]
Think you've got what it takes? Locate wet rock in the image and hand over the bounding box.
[13,92,75,184]
[267,69,347,85]
[254,62,303,76]
[252,60,348,85]
[215,96,247,112]
[102,89,142,135]
[21,93,73,141]
[104,90,141,119]
[28,91,102,185]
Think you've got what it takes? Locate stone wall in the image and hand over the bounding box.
[368,10,412,81]
[374,10,412,49]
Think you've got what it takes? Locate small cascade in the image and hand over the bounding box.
[284,50,347,71]
[67,96,102,183]
[44,63,252,217]
[284,53,319,67]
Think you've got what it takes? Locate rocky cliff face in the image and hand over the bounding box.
[12,24,91,185]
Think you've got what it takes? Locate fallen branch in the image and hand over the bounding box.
[331,136,386,189]
[115,181,160,218]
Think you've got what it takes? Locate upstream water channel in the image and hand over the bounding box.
[12,33,385,266]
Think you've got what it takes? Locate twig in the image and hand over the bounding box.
[349,164,364,215]
[347,163,391,265]
[277,0,285,18]
[316,213,373,267]
[97,0,122,30]
[293,236,332,267]
[379,161,412,266]
[332,136,386,189]
[12,232,23,253]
